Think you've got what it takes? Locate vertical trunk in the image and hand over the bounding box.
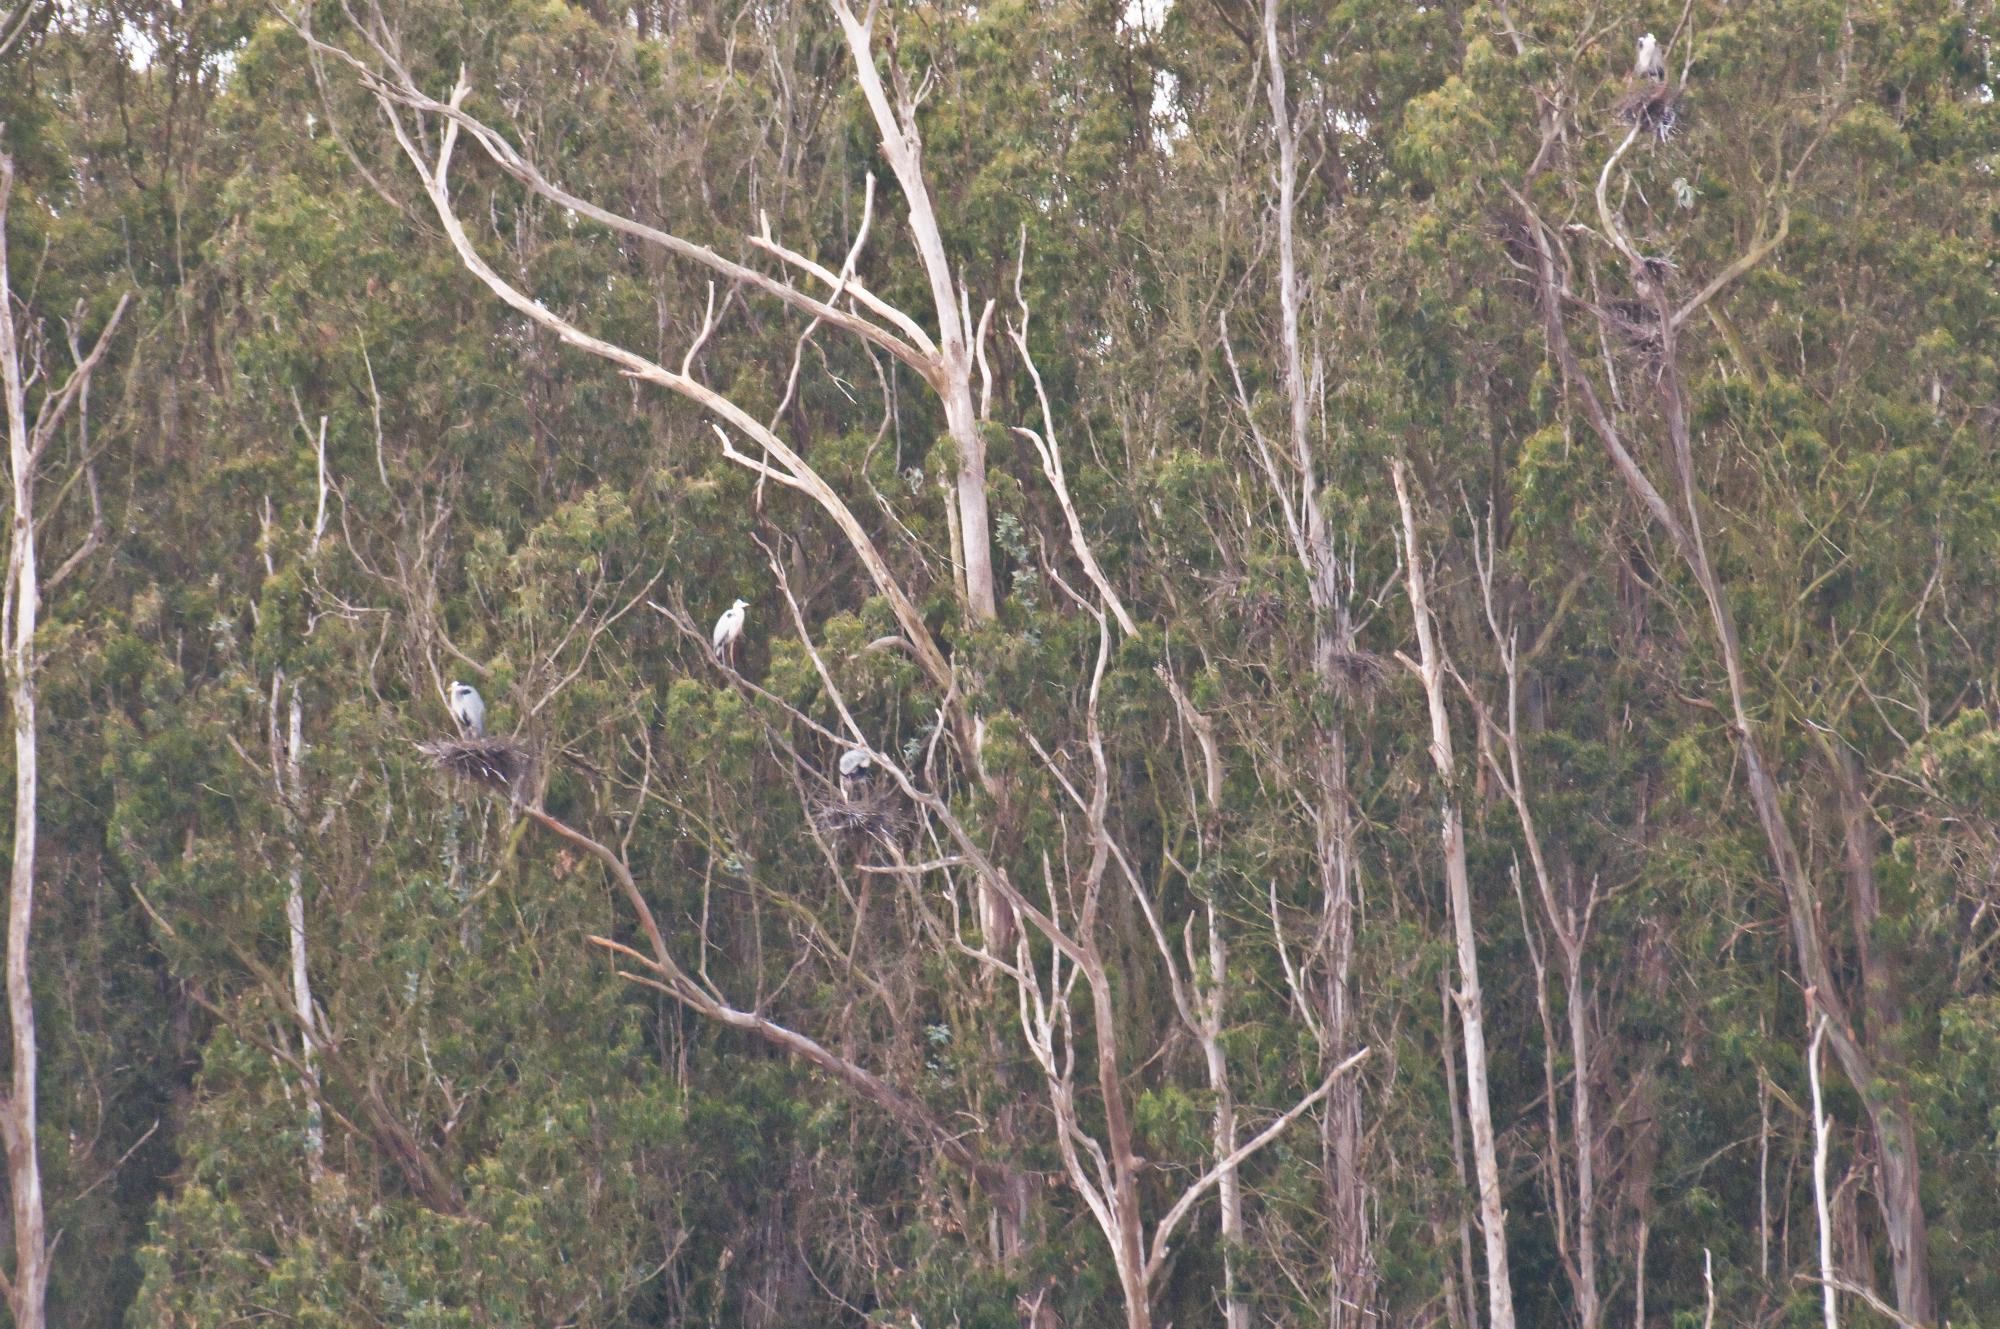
[1438,806,1515,1329]
[1808,1017,1840,1329]
[1089,967,1153,1329]
[1631,1218,1647,1329]
[942,384,997,622]
[1395,464,1516,1329]
[831,1,996,622]
[1829,750,1931,1321]
[1197,909,1249,1329]
[1566,951,1599,1329]
[1522,185,1935,1322]
[1259,3,1375,1312]
[0,155,49,1329]
[1319,728,1371,1326]
[277,679,323,1174]
[1440,970,1481,1329]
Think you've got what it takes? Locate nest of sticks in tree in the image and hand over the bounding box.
[1603,298,1666,354]
[811,787,908,841]
[418,736,534,795]
[1614,82,1685,143]
[1321,643,1391,704]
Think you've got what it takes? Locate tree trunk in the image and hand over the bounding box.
[0,155,48,1329]
[1395,463,1516,1329]
[1518,169,1935,1322]
[275,676,323,1176]
[1828,749,1931,1321]
[1257,4,1376,1313]
[1197,910,1249,1329]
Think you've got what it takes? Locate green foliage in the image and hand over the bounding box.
[1,0,1997,1324]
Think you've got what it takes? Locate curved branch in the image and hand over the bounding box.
[1144,1046,1371,1279]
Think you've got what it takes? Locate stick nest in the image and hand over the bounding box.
[418,736,534,793]
[811,788,909,840]
[1604,299,1665,354]
[1320,644,1391,704]
[1615,83,1685,142]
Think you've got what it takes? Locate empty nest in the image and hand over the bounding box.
[1320,643,1392,704]
[812,787,908,840]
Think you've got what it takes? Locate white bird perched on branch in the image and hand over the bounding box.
[712,598,748,664]
[1634,32,1665,81]
[448,680,487,738]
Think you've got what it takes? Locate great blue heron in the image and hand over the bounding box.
[448,680,487,739]
[712,598,748,664]
[1634,32,1665,81]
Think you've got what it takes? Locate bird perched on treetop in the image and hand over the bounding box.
[449,680,487,739]
[1634,32,1665,81]
[712,598,748,664]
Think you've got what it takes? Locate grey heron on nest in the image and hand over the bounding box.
[448,680,487,739]
[712,598,748,665]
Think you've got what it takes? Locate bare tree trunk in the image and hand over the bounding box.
[1468,531,1598,1329]
[1826,747,1929,1320]
[1631,1218,1646,1329]
[1515,128,1934,1319]
[1440,968,1480,1329]
[1566,947,1599,1329]
[1809,1015,1839,1329]
[830,0,996,621]
[1394,463,1515,1329]
[0,227,46,1329]
[0,153,127,1329]
[1252,3,1374,1313]
[273,675,323,1175]
[1195,907,1249,1329]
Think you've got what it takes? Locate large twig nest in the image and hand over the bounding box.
[1615,82,1686,142]
[811,787,908,840]
[1603,298,1665,354]
[1320,643,1391,705]
[418,736,534,794]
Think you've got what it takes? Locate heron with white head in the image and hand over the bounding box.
[448,680,487,739]
[712,598,748,664]
[1634,32,1665,81]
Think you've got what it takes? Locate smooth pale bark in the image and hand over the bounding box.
[1393,463,1516,1329]
[0,154,127,1329]
[274,676,322,1173]
[831,0,996,621]
[1254,3,1374,1313]
[0,155,47,1329]
[1468,553,1599,1329]
[1195,911,1249,1329]
[1810,1016,1840,1329]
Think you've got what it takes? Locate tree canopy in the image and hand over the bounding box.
[1,0,1997,1325]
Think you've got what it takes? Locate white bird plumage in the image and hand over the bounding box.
[838,747,874,799]
[1635,32,1665,81]
[448,680,487,738]
[712,598,749,658]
